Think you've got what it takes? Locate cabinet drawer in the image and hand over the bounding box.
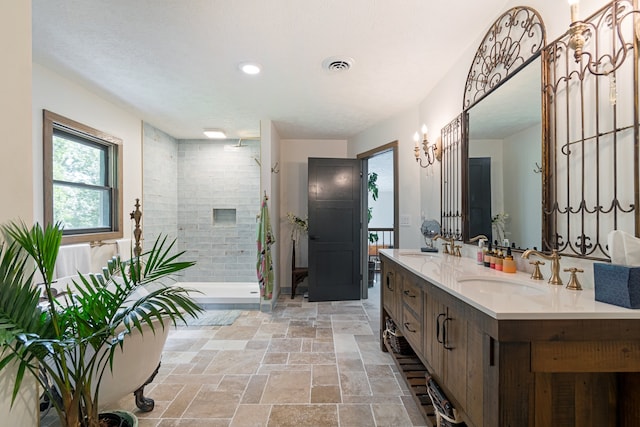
[402,277,423,316]
[402,304,423,354]
[382,270,397,316]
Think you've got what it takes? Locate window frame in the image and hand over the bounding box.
[43,110,123,244]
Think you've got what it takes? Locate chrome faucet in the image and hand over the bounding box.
[434,235,460,256]
[521,249,563,286]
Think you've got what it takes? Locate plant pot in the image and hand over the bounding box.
[99,410,138,427]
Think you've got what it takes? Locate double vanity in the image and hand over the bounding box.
[379,249,640,427]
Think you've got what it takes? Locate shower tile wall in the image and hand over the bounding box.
[177,140,260,282]
[142,123,179,246]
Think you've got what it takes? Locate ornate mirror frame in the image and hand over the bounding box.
[542,0,639,260]
[453,6,546,245]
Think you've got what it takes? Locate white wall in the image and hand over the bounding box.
[261,120,282,305]
[279,139,348,294]
[1,2,33,224]
[271,122,281,302]
[348,107,424,249]
[503,124,542,249]
[0,3,38,425]
[369,189,394,228]
[32,64,143,235]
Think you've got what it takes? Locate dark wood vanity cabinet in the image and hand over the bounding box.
[380,253,640,427]
[381,263,399,320]
[423,281,483,426]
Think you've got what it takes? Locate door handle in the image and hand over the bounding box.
[404,322,417,333]
[403,290,415,298]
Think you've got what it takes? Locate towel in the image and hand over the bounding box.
[608,230,640,266]
[257,196,275,300]
[116,238,133,260]
[55,243,91,278]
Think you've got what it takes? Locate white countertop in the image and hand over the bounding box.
[380,248,640,320]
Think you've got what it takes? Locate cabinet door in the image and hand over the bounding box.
[402,303,423,354]
[424,294,444,376]
[442,304,468,413]
[382,265,398,318]
[465,324,484,427]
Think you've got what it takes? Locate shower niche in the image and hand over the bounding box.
[213,208,237,226]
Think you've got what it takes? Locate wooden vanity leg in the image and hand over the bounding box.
[618,372,640,426]
[486,342,533,427]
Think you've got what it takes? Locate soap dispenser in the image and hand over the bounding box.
[495,249,503,271]
[503,247,517,273]
[484,243,492,267]
[476,238,486,265]
[489,246,496,269]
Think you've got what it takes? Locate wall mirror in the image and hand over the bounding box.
[464,57,542,250]
[458,6,546,250]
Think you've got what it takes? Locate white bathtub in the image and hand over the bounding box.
[175,282,261,309]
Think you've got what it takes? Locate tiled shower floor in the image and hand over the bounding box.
[42,282,427,427]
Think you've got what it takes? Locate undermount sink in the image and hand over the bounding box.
[457,275,547,295]
[397,250,440,258]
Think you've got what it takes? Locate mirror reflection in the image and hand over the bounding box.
[466,56,542,250]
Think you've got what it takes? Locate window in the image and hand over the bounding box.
[43,110,123,243]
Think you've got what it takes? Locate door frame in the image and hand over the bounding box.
[357,141,399,299]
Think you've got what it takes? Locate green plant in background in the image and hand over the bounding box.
[367,172,379,243]
[491,212,509,245]
[286,212,308,241]
[0,221,202,427]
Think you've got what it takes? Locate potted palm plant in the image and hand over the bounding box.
[0,220,202,427]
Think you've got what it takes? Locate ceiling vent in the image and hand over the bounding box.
[322,56,354,72]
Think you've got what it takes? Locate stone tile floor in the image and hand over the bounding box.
[42,281,428,427]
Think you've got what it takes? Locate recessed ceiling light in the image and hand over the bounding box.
[203,129,226,139]
[239,62,261,75]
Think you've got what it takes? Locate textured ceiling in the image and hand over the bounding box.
[32,0,510,140]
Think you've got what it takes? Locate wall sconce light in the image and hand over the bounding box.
[567,0,586,62]
[413,124,442,168]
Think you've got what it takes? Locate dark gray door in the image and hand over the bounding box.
[468,157,492,240]
[308,157,361,302]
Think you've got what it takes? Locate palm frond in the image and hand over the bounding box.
[2,221,62,286]
[138,236,196,285]
[0,241,43,338]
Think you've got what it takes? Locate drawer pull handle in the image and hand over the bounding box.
[436,313,446,344]
[404,322,417,333]
[403,290,415,298]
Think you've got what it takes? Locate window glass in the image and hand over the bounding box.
[43,110,123,243]
[52,130,107,186]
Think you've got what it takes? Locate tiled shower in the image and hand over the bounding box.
[143,123,261,282]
